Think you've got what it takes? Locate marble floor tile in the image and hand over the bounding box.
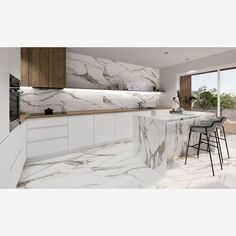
[18,138,236,189]
[18,141,162,189]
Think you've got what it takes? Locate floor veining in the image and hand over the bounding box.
[18,138,236,189]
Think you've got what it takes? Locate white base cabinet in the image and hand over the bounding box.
[115,112,134,140]
[25,111,143,159]
[0,110,155,188]
[68,115,94,150]
[94,114,116,144]
[26,117,68,159]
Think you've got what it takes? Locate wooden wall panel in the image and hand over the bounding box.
[179,75,192,110]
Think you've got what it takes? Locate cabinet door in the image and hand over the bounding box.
[94,114,115,144]
[49,48,66,88]
[9,48,21,79]
[68,115,94,149]
[21,48,29,86]
[116,112,134,140]
[0,48,10,144]
[29,48,49,87]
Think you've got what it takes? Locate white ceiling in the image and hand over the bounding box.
[67,47,236,69]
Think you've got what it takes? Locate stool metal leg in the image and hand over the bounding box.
[197,133,202,159]
[185,130,192,165]
[222,126,230,159]
[214,131,223,170]
[215,129,223,164]
[206,130,215,176]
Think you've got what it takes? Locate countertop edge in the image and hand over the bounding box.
[20,107,165,121]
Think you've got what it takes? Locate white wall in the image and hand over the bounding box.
[159,49,236,108]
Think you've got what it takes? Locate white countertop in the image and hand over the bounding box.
[135,109,213,122]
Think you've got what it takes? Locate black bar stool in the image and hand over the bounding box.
[185,119,222,176]
[200,117,230,160]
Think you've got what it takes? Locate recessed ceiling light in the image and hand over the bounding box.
[164,52,169,55]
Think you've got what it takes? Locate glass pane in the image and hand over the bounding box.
[191,71,218,115]
[220,68,236,141]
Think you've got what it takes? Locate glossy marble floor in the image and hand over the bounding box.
[18,136,236,189]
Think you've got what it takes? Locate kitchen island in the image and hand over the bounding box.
[133,110,215,176]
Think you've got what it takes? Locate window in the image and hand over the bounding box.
[191,71,218,114]
[190,67,236,136]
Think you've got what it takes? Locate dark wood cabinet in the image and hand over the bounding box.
[49,48,66,88]
[21,48,29,86]
[21,47,66,88]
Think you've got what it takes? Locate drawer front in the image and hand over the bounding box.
[27,117,68,129]
[27,126,68,142]
[27,137,68,158]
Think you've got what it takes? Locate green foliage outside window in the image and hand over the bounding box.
[192,86,236,110]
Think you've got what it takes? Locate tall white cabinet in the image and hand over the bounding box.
[9,48,21,79]
[0,48,10,144]
[0,47,21,144]
[0,47,24,188]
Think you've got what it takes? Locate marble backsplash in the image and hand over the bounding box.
[20,87,161,114]
[20,51,161,114]
[66,52,160,91]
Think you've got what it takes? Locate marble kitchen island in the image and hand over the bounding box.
[134,110,215,176]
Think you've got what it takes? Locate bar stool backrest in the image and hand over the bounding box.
[215,117,227,128]
[206,120,219,133]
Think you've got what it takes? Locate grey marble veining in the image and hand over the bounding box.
[20,87,160,114]
[66,52,159,91]
[18,141,162,189]
[158,145,236,188]
[17,137,236,189]
[134,110,216,176]
[20,52,161,114]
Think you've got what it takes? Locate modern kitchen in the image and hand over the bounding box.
[1,47,236,189]
[1,2,236,235]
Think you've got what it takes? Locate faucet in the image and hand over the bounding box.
[138,101,144,109]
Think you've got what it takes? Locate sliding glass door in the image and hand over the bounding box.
[220,68,236,138]
[191,67,236,139]
[191,71,218,114]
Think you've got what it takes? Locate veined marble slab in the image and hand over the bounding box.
[20,87,160,114]
[66,52,160,91]
[20,52,160,114]
[134,110,215,176]
[18,141,162,189]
